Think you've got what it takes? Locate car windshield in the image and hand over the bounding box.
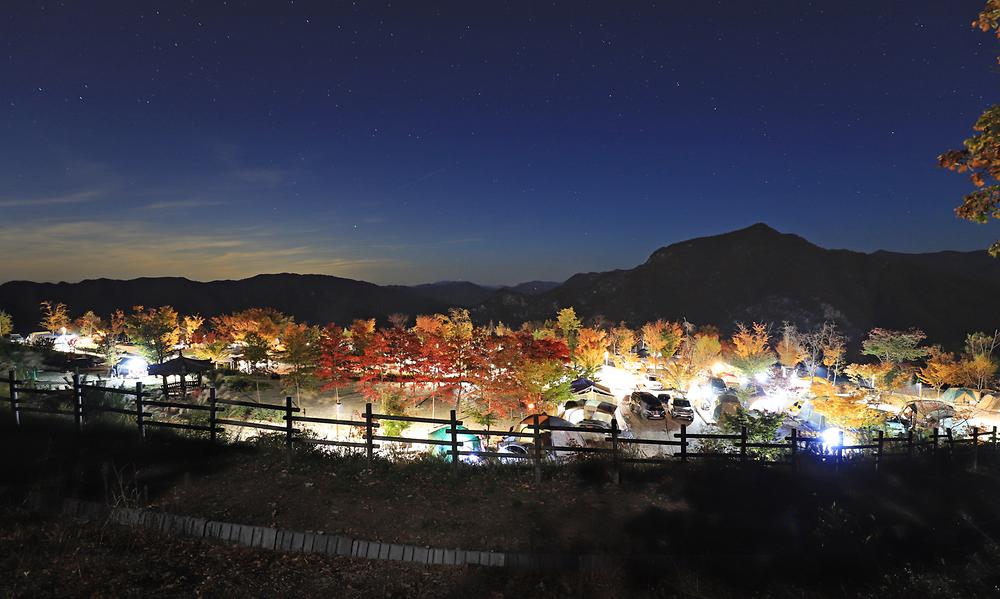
[674,399,691,407]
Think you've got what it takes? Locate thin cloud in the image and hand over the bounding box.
[0,190,101,208]
[141,199,229,210]
[0,218,402,283]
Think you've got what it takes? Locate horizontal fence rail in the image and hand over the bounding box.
[3,369,999,481]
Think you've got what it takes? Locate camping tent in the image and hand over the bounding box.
[976,393,1000,412]
[940,387,981,405]
[427,425,482,463]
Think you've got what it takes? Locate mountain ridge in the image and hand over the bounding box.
[2,224,998,348]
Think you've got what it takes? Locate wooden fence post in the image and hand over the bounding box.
[610,417,621,483]
[971,426,980,472]
[875,430,884,472]
[739,425,747,463]
[449,409,460,472]
[208,387,217,444]
[679,423,687,463]
[946,428,954,462]
[835,430,844,468]
[364,402,374,461]
[790,428,798,471]
[532,414,542,484]
[135,382,145,440]
[932,427,939,454]
[72,371,83,434]
[993,426,998,449]
[284,396,294,461]
[8,369,19,427]
[907,430,914,459]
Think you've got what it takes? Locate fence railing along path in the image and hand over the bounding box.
[4,370,998,481]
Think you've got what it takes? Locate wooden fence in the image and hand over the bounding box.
[4,370,998,482]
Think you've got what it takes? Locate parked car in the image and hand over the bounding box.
[643,375,663,391]
[668,397,695,420]
[3,333,24,344]
[628,392,666,419]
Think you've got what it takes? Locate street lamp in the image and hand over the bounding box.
[336,399,342,439]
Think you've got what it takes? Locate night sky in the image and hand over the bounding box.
[1,1,997,285]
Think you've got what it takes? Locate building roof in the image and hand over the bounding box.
[147,356,214,377]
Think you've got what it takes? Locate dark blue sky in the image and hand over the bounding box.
[1,1,997,284]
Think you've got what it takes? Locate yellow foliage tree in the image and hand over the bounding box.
[574,327,608,377]
[775,323,807,371]
[811,392,887,430]
[728,322,775,380]
[918,347,962,391]
[642,320,684,369]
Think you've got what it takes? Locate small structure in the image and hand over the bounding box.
[147,355,214,400]
[569,378,616,402]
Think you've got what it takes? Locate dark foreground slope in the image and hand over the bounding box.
[481,223,1000,347]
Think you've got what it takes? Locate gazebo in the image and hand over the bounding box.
[147,355,214,400]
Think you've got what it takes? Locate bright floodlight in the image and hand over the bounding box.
[126,356,148,369]
[821,427,843,450]
[754,371,769,383]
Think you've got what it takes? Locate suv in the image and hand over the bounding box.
[669,397,695,420]
[629,391,666,419]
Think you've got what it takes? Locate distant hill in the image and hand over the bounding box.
[0,274,451,333]
[3,224,999,349]
[477,223,1000,349]
[0,274,559,333]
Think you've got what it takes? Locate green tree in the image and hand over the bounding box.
[719,406,786,460]
[0,310,12,337]
[242,332,272,404]
[939,2,1000,254]
[280,323,320,403]
[555,307,582,353]
[125,306,180,364]
[861,328,928,366]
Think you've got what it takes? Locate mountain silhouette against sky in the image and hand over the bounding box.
[2,224,998,349]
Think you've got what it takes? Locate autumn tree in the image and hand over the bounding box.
[441,309,479,410]
[241,332,273,403]
[573,327,608,378]
[180,314,205,347]
[39,300,70,333]
[956,332,999,389]
[211,308,290,345]
[193,333,232,366]
[555,307,582,353]
[811,391,886,431]
[95,309,126,371]
[918,346,963,391]
[74,310,102,338]
[413,314,446,340]
[387,312,409,329]
[727,322,775,383]
[658,331,721,392]
[348,318,376,355]
[125,305,180,364]
[820,326,847,382]
[280,323,320,402]
[608,324,636,364]
[938,2,1000,254]
[844,362,896,398]
[0,311,12,337]
[316,324,355,402]
[775,322,807,374]
[641,319,684,371]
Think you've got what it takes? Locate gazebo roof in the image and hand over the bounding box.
[147,356,214,377]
